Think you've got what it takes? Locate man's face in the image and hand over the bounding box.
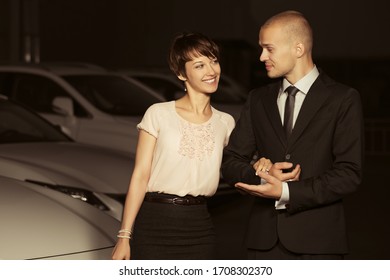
[258,24,297,79]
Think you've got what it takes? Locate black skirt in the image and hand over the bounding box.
[131,193,216,260]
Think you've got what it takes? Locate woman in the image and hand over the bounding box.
[112,32,270,260]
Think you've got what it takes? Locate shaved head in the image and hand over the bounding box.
[262,10,313,52]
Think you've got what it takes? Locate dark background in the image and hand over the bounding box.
[2,0,390,89]
[1,0,389,259]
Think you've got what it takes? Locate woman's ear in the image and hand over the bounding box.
[178,74,187,81]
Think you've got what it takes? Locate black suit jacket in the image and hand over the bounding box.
[221,71,364,254]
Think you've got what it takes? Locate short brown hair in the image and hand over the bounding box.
[168,32,220,77]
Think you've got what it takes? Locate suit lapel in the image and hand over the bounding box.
[288,74,331,146]
[261,81,287,148]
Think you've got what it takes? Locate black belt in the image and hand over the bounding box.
[144,192,207,205]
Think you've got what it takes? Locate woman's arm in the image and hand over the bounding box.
[112,130,156,260]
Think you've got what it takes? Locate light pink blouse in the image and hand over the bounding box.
[137,101,235,197]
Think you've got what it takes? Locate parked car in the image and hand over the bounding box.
[0,175,120,259]
[0,64,165,154]
[0,96,133,220]
[119,68,248,120]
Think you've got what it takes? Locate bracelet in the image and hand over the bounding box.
[117,228,132,240]
[118,229,132,234]
[117,234,131,239]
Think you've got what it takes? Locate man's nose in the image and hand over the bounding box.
[260,50,267,62]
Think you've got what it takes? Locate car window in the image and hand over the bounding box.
[13,74,68,112]
[63,75,162,116]
[0,73,89,117]
[0,101,70,144]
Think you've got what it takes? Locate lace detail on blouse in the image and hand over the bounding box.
[178,120,215,160]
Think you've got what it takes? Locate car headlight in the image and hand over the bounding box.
[25,179,109,211]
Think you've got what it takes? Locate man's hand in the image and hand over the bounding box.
[236,170,283,199]
[269,162,301,182]
[237,162,301,199]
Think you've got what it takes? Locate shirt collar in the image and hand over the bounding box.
[281,65,320,95]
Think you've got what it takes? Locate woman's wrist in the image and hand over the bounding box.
[116,228,133,239]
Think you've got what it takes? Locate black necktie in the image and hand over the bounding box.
[284,86,299,137]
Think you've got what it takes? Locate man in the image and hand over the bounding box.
[221,10,364,259]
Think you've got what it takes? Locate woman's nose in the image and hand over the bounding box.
[208,63,219,75]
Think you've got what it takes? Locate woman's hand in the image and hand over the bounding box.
[253,157,273,175]
[253,158,301,182]
[111,238,131,260]
[238,162,301,199]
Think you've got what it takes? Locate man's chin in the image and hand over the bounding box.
[267,72,277,79]
[266,70,282,79]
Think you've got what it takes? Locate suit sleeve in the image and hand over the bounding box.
[221,92,262,186]
[288,87,364,214]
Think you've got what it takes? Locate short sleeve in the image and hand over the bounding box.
[137,104,160,138]
[213,109,235,146]
[224,114,236,146]
[225,115,236,145]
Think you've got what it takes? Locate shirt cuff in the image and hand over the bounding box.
[275,181,290,210]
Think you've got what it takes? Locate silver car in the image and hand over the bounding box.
[0,64,165,154]
[0,96,133,220]
[0,175,120,260]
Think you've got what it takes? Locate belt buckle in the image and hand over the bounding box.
[172,197,191,205]
[172,197,180,205]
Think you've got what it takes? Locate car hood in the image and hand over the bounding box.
[0,177,119,259]
[0,142,133,194]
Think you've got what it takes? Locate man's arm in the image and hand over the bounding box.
[286,88,364,213]
[221,92,261,186]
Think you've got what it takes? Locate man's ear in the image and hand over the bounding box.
[296,43,305,58]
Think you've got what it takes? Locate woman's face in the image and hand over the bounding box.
[181,54,221,95]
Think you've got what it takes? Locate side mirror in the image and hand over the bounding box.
[53,124,73,137]
[52,96,74,116]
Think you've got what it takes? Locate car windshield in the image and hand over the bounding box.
[63,75,162,115]
[0,100,70,144]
